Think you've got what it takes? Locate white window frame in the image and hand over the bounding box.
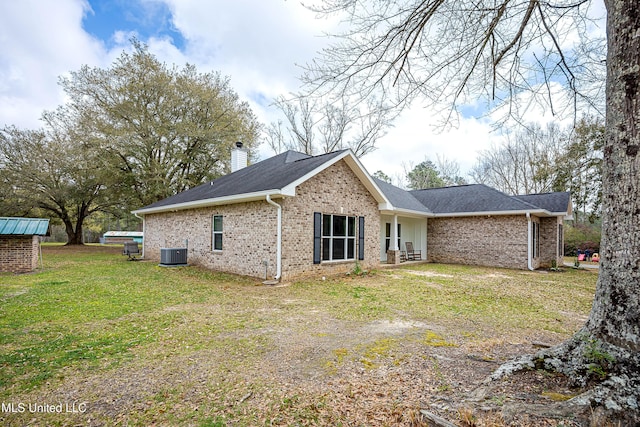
[558,224,564,257]
[212,215,223,251]
[321,214,356,262]
[532,221,540,258]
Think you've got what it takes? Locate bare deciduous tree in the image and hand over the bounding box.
[302,1,606,123]
[265,95,396,157]
[470,122,568,194]
[435,154,466,186]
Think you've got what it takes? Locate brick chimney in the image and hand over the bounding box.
[230,141,248,173]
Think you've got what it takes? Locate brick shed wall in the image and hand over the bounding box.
[142,159,381,280]
[280,159,380,279]
[427,215,529,269]
[0,235,39,273]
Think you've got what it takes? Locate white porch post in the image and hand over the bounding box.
[386,214,401,264]
[391,215,399,250]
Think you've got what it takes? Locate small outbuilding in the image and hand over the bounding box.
[101,231,144,244]
[0,217,50,273]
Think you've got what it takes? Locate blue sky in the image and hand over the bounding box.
[83,0,185,49]
[0,1,604,182]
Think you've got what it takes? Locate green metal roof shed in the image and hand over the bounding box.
[0,217,50,236]
[0,217,50,273]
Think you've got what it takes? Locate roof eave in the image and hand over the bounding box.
[132,189,285,215]
[379,206,433,218]
[133,150,392,216]
[432,209,550,218]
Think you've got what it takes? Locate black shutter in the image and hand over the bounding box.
[358,216,365,260]
[313,212,322,264]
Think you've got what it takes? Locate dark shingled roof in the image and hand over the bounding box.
[139,150,347,211]
[373,178,432,214]
[513,192,571,214]
[410,184,571,215]
[410,184,540,214]
[135,149,571,217]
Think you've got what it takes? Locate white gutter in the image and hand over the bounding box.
[526,212,534,271]
[265,195,282,280]
[379,206,433,218]
[431,209,548,218]
[132,189,284,215]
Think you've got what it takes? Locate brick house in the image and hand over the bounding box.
[0,217,50,273]
[133,145,571,280]
[410,185,571,270]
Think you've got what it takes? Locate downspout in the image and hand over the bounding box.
[134,212,145,259]
[526,212,534,271]
[265,195,282,280]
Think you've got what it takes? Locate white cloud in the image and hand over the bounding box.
[0,0,604,186]
[164,0,331,100]
[360,106,495,183]
[0,0,107,128]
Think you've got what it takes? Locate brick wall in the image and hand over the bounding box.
[539,216,563,268]
[280,159,380,279]
[427,214,564,270]
[142,159,381,280]
[427,215,529,269]
[143,200,277,279]
[0,235,39,273]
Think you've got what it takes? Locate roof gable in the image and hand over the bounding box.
[134,150,390,214]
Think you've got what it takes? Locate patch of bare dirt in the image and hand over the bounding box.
[15,320,590,426]
[405,270,454,278]
[3,298,594,426]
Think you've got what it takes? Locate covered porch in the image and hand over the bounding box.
[379,214,428,264]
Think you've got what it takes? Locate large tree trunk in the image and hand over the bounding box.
[590,0,640,356]
[62,212,85,245]
[493,0,640,421]
[63,219,83,245]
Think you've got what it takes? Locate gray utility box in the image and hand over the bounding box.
[159,248,188,267]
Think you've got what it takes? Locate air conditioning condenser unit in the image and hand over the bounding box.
[159,248,188,267]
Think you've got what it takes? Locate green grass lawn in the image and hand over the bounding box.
[0,245,598,426]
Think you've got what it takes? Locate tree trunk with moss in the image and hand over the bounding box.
[592,0,640,364]
[494,1,640,421]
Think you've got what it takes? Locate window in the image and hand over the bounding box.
[558,224,564,257]
[212,215,223,251]
[532,221,540,258]
[314,213,364,264]
[321,214,356,261]
[385,222,401,251]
